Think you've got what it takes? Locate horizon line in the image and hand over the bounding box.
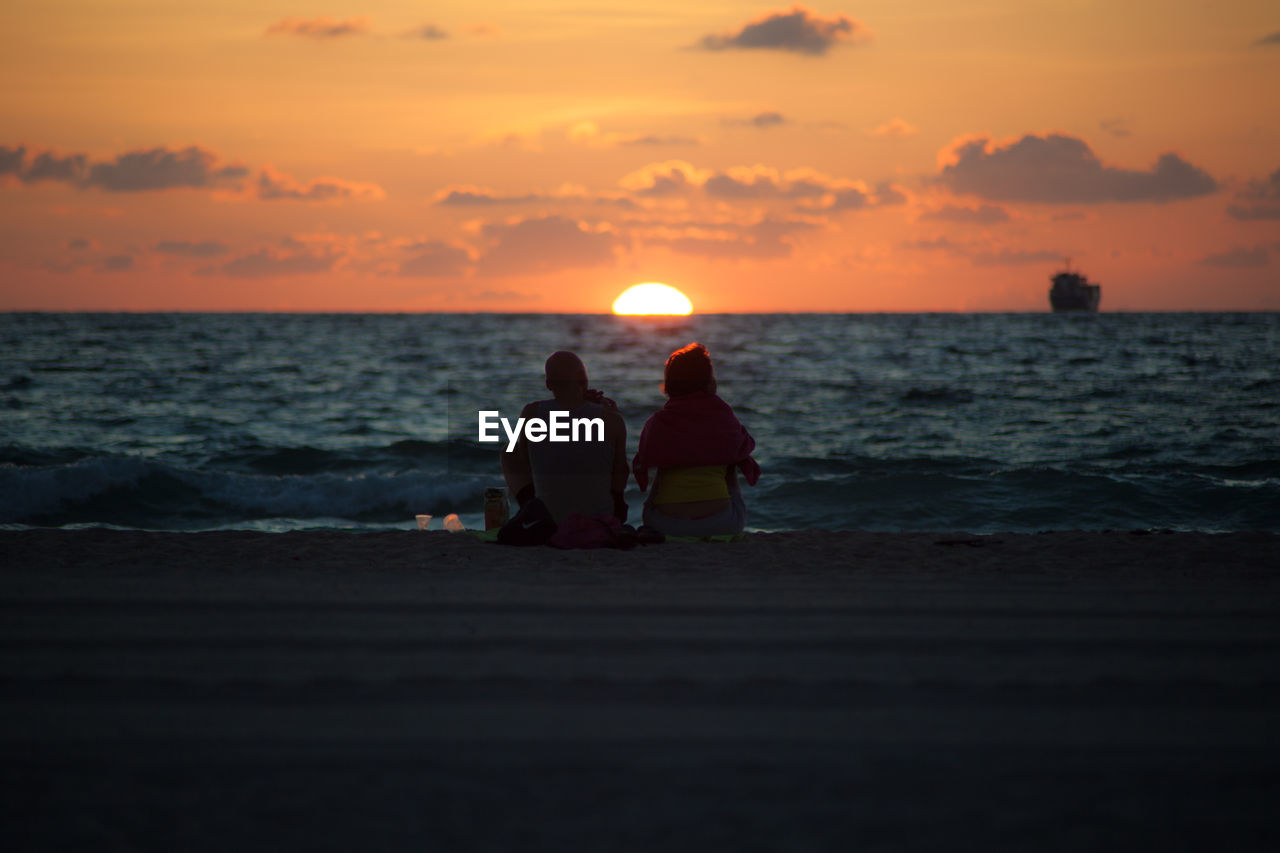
[3,308,1278,315]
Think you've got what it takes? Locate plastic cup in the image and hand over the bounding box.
[443,513,464,532]
[415,514,432,531]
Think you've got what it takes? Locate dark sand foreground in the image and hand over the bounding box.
[3,529,1279,851]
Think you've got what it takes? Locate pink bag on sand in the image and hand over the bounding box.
[546,512,628,549]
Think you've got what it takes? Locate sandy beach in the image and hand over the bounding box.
[3,528,1279,851]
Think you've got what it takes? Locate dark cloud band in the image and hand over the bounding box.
[265,18,370,39]
[1227,168,1280,221]
[2,144,246,192]
[697,7,867,56]
[919,204,1010,224]
[937,133,1216,203]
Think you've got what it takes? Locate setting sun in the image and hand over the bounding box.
[612,283,693,316]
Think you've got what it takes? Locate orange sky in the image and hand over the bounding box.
[2,1,1278,311]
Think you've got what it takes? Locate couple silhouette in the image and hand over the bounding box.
[498,343,759,546]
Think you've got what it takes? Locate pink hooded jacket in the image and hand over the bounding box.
[631,391,761,492]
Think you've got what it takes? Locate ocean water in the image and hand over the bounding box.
[2,312,1277,533]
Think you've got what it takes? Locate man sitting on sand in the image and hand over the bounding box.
[499,351,628,543]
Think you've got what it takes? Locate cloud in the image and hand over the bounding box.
[902,236,958,252]
[703,168,904,213]
[619,135,701,147]
[902,236,1063,266]
[618,160,710,197]
[1227,168,1280,221]
[824,187,868,210]
[0,145,24,175]
[1,145,90,185]
[100,254,134,272]
[436,188,545,206]
[1255,32,1280,46]
[723,112,787,129]
[594,195,642,211]
[704,166,829,200]
[1197,246,1270,268]
[89,146,247,192]
[257,168,384,202]
[1,143,249,192]
[873,182,908,206]
[41,242,133,274]
[398,241,472,277]
[696,6,868,55]
[23,150,89,184]
[1100,118,1131,139]
[937,133,1217,203]
[265,17,370,39]
[407,24,448,40]
[802,180,906,212]
[433,185,638,210]
[617,159,899,215]
[154,240,230,257]
[42,248,134,275]
[866,118,917,137]
[1227,206,1280,222]
[919,203,1010,224]
[476,216,618,277]
[568,121,699,149]
[203,246,338,278]
[646,218,820,259]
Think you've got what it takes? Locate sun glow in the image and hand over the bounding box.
[612,283,693,315]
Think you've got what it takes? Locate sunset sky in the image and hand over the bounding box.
[2,1,1278,311]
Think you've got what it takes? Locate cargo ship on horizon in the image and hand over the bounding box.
[1049,260,1101,312]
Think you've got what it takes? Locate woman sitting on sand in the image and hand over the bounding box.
[632,343,760,537]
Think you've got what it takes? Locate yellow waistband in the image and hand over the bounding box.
[652,465,730,503]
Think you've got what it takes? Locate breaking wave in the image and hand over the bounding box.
[1,450,492,529]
